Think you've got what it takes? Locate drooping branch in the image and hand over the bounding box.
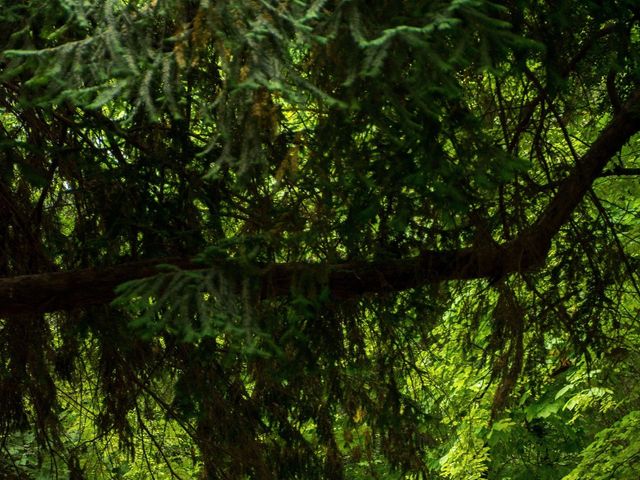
[1,89,639,316]
[528,88,640,240]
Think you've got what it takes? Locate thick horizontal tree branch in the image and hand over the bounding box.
[600,167,640,177]
[1,89,640,316]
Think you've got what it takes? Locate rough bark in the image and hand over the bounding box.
[1,89,639,316]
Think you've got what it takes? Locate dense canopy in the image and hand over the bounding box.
[1,0,640,478]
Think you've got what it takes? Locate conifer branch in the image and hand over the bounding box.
[1,89,639,316]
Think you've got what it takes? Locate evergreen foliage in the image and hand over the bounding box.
[0,0,639,478]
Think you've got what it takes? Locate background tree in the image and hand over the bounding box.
[0,0,639,478]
